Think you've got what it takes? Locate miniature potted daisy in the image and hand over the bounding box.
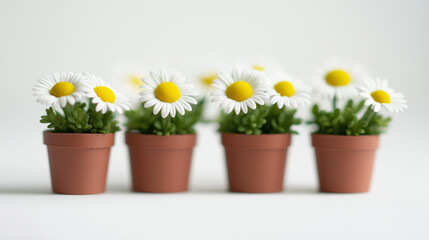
[211,67,311,193]
[125,68,203,193]
[34,72,130,194]
[310,66,407,193]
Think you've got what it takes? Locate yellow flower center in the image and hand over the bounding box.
[94,86,116,103]
[371,90,391,104]
[201,72,217,86]
[128,75,143,90]
[252,65,265,71]
[274,81,296,97]
[50,81,75,97]
[155,82,181,103]
[226,81,253,102]
[325,69,351,87]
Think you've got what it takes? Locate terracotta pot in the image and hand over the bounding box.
[312,134,380,193]
[126,132,196,193]
[43,132,114,194]
[221,133,291,193]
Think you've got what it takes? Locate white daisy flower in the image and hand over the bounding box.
[210,67,268,114]
[124,74,146,93]
[33,72,89,111]
[110,62,154,106]
[197,71,218,90]
[313,60,368,100]
[139,68,198,118]
[358,78,407,113]
[84,73,131,114]
[251,64,267,72]
[266,71,311,109]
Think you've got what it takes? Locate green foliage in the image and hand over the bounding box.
[219,105,302,135]
[309,99,391,136]
[219,106,268,135]
[263,105,302,134]
[365,114,392,135]
[125,99,205,136]
[40,102,120,133]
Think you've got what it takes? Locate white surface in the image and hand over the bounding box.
[1,0,429,239]
[1,125,429,240]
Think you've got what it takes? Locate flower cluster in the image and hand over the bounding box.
[202,61,407,136]
[33,72,131,133]
[139,68,198,118]
[313,61,407,113]
[309,60,407,136]
[208,66,311,134]
[34,72,130,113]
[125,68,202,135]
[35,60,408,136]
[210,67,311,114]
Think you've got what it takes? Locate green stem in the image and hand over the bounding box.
[333,94,337,111]
[200,118,217,124]
[360,106,376,123]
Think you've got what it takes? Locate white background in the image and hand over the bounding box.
[1,0,428,239]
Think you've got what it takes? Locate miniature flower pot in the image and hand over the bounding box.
[125,132,196,193]
[221,133,291,193]
[312,134,380,193]
[43,132,114,194]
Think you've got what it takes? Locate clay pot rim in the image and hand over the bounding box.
[44,130,114,136]
[312,133,380,150]
[43,131,114,148]
[221,132,291,137]
[221,132,291,149]
[126,131,196,137]
[125,132,197,149]
[311,133,380,137]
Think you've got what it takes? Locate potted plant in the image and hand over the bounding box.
[210,67,311,193]
[125,68,203,193]
[309,63,407,193]
[33,72,130,194]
